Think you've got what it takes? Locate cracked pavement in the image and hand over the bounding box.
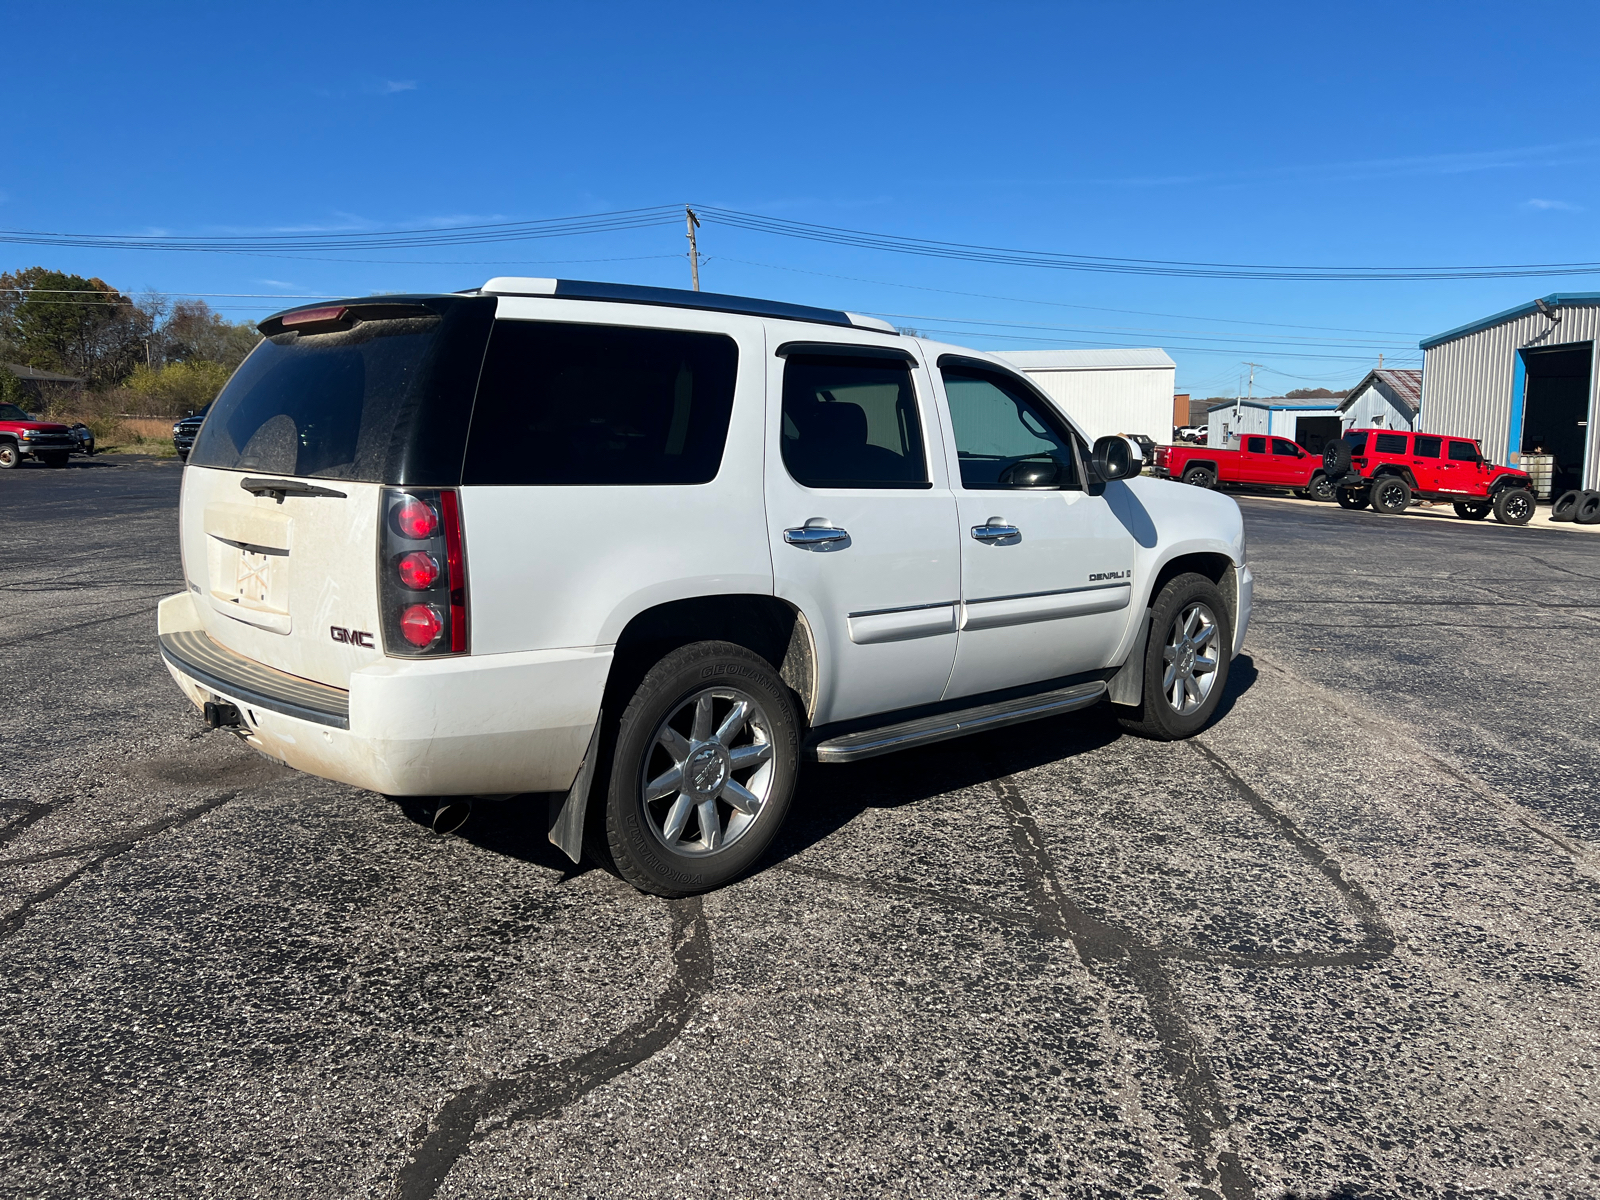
[2,456,1598,1199]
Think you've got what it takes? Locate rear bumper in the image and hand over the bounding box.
[157,592,608,796]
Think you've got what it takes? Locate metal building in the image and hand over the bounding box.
[1338,368,1421,433]
[1204,399,1342,451]
[1420,293,1600,495]
[997,348,1176,443]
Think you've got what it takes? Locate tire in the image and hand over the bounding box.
[0,442,19,469]
[1323,439,1353,477]
[1336,487,1370,510]
[1452,501,1491,521]
[41,452,68,468]
[1307,473,1335,502]
[1116,573,1233,741]
[1551,489,1582,522]
[603,640,800,896]
[1575,490,1600,526]
[178,450,189,462]
[1493,487,1535,526]
[1370,476,1411,514]
[1182,466,1216,489]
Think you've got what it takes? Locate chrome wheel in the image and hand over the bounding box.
[641,686,775,857]
[1161,601,1220,716]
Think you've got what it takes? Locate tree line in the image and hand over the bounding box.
[0,267,261,417]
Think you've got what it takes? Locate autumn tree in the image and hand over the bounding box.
[0,267,150,384]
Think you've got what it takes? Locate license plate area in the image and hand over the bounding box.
[206,537,292,632]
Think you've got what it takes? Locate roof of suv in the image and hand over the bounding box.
[261,279,898,334]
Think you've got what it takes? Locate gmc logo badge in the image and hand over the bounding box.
[330,626,375,648]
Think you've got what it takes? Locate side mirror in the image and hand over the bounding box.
[1090,435,1140,482]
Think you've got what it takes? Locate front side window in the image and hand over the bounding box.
[1246,436,1267,453]
[1448,439,1481,463]
[1271,438,1300,456]
[463,321,738,486]
[941,368,1079,490]
[1414,436,1442,458]
[1375,432,1409,455]
[781,355,928,489]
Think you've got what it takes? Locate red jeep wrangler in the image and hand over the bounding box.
[1322,428,1536,525]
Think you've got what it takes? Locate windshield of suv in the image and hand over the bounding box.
[0,404,30,421]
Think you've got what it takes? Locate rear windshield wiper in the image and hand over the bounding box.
[239,477,348,502]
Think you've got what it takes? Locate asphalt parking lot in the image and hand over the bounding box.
[3,456,1599,1200]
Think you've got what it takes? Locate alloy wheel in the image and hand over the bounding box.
[640,686,776,856]
[1161,601,1220,716]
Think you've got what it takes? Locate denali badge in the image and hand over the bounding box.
[1088,570,1129,582]
[330,626,375,648]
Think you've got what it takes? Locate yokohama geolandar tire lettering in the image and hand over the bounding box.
[603,640,800,897]
[1115,573,1233,741]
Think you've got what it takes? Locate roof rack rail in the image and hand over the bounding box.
[478,277,896,333]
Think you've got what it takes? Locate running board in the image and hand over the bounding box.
[810,680,1107,764]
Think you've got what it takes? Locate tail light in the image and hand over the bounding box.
[379,487,469,656]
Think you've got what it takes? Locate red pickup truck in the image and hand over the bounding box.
[1154,435,1334,501]
[0,402,77,469]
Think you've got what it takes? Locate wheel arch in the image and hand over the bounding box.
[605,594,817,725]
[1147,551,1237,638]
[1182,459,1219,476]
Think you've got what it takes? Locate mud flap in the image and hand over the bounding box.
[547,713,603,864]
[1106,613,1150,708]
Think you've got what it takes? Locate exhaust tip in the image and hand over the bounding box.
[431,800,472,835]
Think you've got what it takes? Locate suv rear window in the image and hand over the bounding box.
[190,298,495,483]
[1374,432,1409,454]
[781,355,928,489]
[463,321,739,486]
[1344,431,1368,456]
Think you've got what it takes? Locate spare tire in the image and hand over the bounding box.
[1577,490,1600,525]
[1551,489,1583,522]
[1323,439,1353,478]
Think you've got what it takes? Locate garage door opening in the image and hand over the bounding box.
[1294,416,1341,455]
[1518,342,1593,497]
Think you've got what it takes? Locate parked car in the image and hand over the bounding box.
[0,402,76,468]
[1322,429,1535,524]
[173,404,209,460]
[1154,434,1334,500]
[69,423,95,457]
[157,280,1252,896]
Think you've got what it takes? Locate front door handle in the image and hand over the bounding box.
[784,518,849,546]
[970,519,1020,543]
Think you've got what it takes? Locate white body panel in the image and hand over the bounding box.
[762,325,960,725]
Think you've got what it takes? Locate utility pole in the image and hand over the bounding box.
[1378,352,1383,369]
[1242,362,1261,399]
[685,206,702,292]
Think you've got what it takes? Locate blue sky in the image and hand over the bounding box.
[2,0,1597,396]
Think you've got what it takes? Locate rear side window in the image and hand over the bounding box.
[1271,438,1300,456]
[1374,432,1409,454]
[1448,440,1480,462]
[941,368,1079,490]
[193,317,442,480]
[1246,436,1266,453]
[463,321,738,486]
[781,356,928,489]
[1414,436,1442,458]
[1344,431,1369,456]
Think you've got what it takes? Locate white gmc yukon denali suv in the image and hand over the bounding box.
[159,279,1252,895]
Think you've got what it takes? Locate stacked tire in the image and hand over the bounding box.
[1552,489,1600,525]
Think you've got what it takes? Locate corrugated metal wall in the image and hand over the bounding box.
[1422,304,1600,486]
[1018,365,1176,443]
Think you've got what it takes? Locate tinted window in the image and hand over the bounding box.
[942,368,1079,490]
[1448,440,1481,462]
[1374,432,1409,455]
[0,404,28,421]
[464,321,738,486]
[781,356,928,489]
[1246,436,1267,453]
[1271,438,1300,456]
[1344,431,1369,456]
[1414,436,1442,458]
[192,317,445,480]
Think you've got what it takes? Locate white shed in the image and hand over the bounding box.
[1338,369,1420,433]
[1205,399,1343,451]
[996,348,1177,443]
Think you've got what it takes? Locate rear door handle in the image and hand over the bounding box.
[971,519,1020,542]
[784,519,849,546]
